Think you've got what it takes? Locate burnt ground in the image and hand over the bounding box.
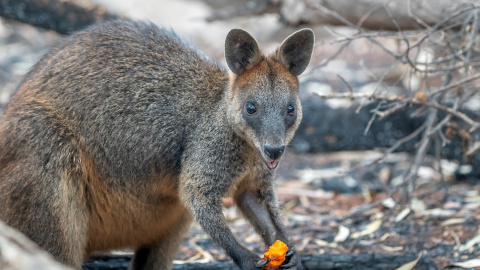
[1,13,479,270]
[167,150,480,269]
[84,151,480,270]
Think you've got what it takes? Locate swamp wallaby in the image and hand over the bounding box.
[0,20,314,269]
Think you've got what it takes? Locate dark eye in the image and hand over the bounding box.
[287,104,295,116]
[246,102,256,115]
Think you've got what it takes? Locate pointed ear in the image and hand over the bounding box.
[225,29,263,76]
[275,29,315,76]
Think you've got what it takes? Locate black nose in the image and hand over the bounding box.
[264,145,285,160]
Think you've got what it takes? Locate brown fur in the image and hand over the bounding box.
[0,20,314,270]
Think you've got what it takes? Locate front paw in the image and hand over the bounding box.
[255,258,269,268]
[279,248,302,270]
[237,253,265,270]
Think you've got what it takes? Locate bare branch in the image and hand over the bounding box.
[427,73,480,97]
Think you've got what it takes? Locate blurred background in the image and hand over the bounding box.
[1,0,480,269]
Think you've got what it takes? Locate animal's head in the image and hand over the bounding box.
[224,28,314,170]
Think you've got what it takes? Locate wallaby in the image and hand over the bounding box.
[0,20,314,270]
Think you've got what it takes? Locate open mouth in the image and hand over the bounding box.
[266,160,279,170]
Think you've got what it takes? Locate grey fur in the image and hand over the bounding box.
[0,20,314,270]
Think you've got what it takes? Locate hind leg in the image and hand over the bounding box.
[56,172,90,268]
[0,162,88,269]
[0,119,89,268]
[129,213,192,270]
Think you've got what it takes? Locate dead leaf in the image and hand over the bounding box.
[442,201,461,209]
[244,233,260,244]
[282,199,298,212]
[382,197,396,209]
[464,195,480,203]
[414,91,427,103]
[449,259,480,268]
[395,208,411,222]
[410,198,426,212]
[380,244,403,252]
[378,166,392,184]
[313,239,337,248]
[459,234,480,252]
[299,195,310,208]
[465,190,479,197]
[379,232,397,241]
[362,186,372,203]
[465,201,480,209]
[351,219,382,239]
[276,187,333,199]
[297,237,313,251]
[394,252,422,270]
[333,225,350,243]
[421,208,455,217]
[185,240,214,263]
[440,218,465,227]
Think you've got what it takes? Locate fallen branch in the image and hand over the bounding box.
[291,99,480,170]
[0,0,117,34]
[309,92,480,131]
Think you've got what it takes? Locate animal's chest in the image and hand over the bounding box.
[227,159,267,196]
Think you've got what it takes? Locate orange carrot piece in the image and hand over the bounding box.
[262,240,288,270]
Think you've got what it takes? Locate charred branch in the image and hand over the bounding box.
[0,0,117,34]
[82,253,438,270]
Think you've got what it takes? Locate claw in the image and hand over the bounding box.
[280,248,297,269]
[255,258,268,268]
[282,248,295,264]
[286,249,294,258]
[279,260,297,269]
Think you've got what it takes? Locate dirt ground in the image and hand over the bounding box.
[1,1,480,269]
[169,150,480,269]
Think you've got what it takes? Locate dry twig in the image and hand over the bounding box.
[303,2,480,197]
